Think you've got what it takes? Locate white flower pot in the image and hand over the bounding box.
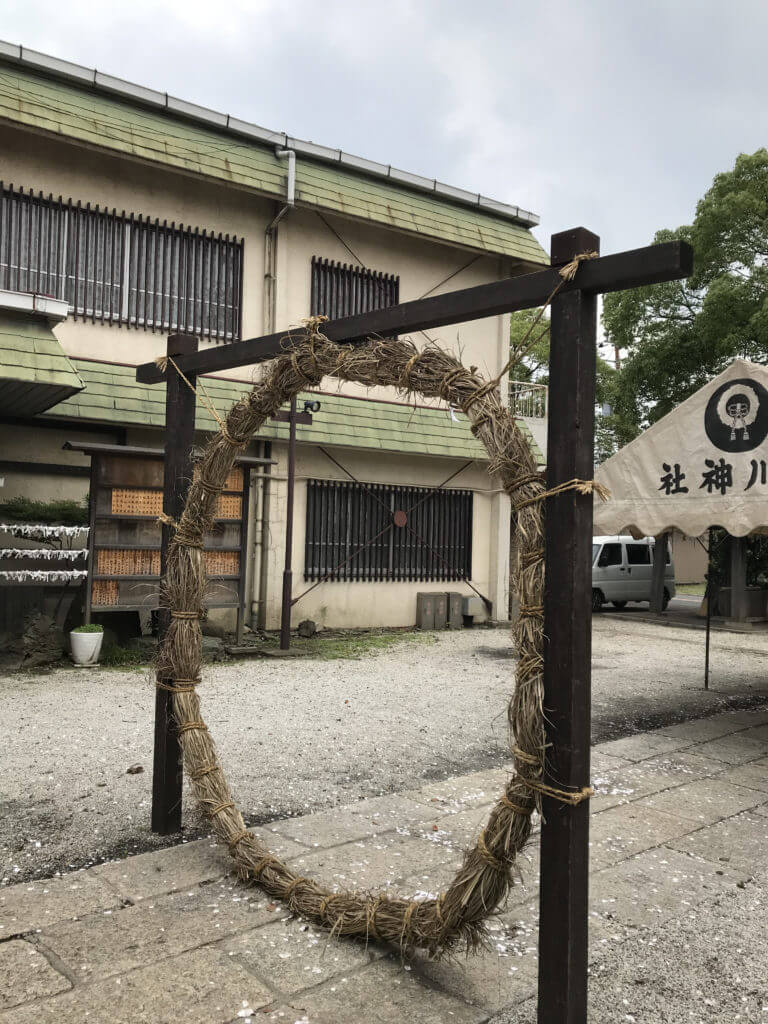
[70,631,103,666]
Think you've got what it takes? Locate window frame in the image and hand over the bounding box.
[0,183,243,342]
[304,479,473,583]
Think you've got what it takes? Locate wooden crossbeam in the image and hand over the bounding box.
[136,239,692,384]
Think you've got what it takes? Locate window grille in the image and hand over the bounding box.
[310,257,399,322]
[0,184,243,341]
[304,480,472,582]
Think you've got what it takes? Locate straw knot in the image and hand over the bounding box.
[476,829,506,872]
[519,605,544,619]
[558,250,599,283]
[513,477,610,511]
[398,352,420,389]
[438,368,467,401]
[500,792,533,816]
[521,779,595,806]
[461,381,498,415]
[177,720,208,735]
[156,680,198,693]
[227,828,251,852]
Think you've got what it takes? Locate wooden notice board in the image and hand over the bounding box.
[78,447,251,635]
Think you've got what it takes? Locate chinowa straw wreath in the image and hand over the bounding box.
[155,319,601,956]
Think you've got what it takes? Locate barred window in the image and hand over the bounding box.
[304,480,472,582]
[310,256,399,321]
[0,184,243,341]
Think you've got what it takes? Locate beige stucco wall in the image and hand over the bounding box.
[260,440,507,630]
[670,530,708,584]
[1,122,517,391]
[1,120,525,629]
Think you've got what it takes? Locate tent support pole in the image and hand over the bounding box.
[650,531,669,614]
[704,528,713,690]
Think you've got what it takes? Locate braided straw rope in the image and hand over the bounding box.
[156,322,585,956]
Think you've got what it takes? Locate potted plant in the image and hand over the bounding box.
[70,624,104,666]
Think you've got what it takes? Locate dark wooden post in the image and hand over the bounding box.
[729,534,748,622]
[538,227,599,1024]
[152,333,198,835]
[650,531,669,613]
[280,395,298,649]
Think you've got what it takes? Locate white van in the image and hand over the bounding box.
[592,535,675,612]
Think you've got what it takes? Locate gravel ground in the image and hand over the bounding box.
[2,616,767,886]
[490,869,768,1024]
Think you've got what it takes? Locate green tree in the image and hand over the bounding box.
[603,150,768,443]
[508,307,550,382]
[507,309,617,460]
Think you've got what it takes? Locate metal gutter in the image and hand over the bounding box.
[0,39,540,229]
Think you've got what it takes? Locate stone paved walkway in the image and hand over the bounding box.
[2,707,768,1023]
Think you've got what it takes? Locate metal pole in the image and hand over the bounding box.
[151,333,198,835]
[280,395,298,649]
[537,227,599,1024]
[650,530,669,614]
[704,527,713,690]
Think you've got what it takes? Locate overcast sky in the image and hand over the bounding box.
[3,0,767,256]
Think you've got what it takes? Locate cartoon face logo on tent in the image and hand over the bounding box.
[705,377,768,453]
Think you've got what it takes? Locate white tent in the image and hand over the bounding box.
[594,358,768,539]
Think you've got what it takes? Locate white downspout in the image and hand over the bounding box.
[263,148,295,333]
[254,149,296,625]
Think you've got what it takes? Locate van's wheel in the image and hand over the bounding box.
[662,588,671,611]
[592,589,604,612]
[612,600,627,610]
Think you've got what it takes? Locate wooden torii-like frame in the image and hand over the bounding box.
[136,227,693,1024]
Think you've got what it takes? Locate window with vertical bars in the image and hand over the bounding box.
[0,183,243,341]
[304,480,472,582]
[310,256,399,322]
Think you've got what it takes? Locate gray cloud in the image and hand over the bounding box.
[4,0,767,254]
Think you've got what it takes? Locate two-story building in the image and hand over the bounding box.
[0,41,548,633]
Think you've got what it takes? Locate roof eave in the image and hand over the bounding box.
[0,40,540,230]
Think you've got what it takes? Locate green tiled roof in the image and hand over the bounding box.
[0,63,548,264]
[44,359,543,464]
[0,311,84,414]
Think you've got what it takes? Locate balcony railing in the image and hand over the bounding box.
[509,380,548,419]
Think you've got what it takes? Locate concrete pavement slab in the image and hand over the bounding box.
[410,916,538,1013]
[38,880,285,981]
[657,717,743,743]
[716,758,768,794]
[638,778,766,825]
[0,870,121,938]
[92,838,228,903]
[590,846,746,930]
[589,801,696,870]
[0,946,273,1024]
[269,793,441,849]
[405,768,507,811]
[221,917,382,998]
[591,750,718,813]
[595,732,691,762]
[667,809,768,876]
[686,732,768,764]
[696,707,768,729]
[93,830,306,904]
[286,832,458,893]
[0,939,70,1009]
[257,959,487,1024]
[404,804,492,852]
